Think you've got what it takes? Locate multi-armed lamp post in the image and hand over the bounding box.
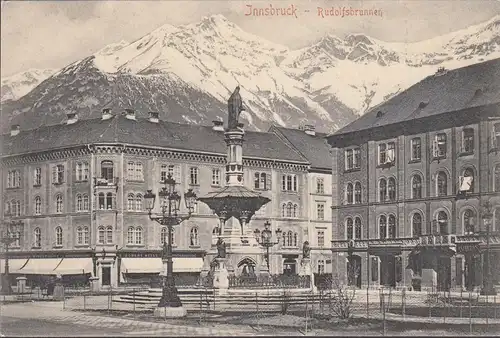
[255,221,282,271]
[144,174,197,313]
[0,218,23,295]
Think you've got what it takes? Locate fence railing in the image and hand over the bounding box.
[228,274,311,288]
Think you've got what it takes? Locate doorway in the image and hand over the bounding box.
[380,255,396,287]
[102,266,111,286]
[437,256,451,291]
[347,255,362,288]
[283,258,297,275]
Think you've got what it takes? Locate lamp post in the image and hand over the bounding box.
[1,218,23,295]
[255,221,281,271]
[144,174,197,313]
[480,201,496,296]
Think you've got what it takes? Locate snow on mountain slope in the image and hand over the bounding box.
[1,68,56,102]
[1,14,499,133]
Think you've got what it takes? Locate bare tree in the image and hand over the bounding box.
[328,275,356,319]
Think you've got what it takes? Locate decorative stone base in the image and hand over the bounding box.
[153,306,187,318]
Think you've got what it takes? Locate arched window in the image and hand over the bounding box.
[76,194,82,212]
[34,227,41,248]
[83,226,89,245]
[286,202,293,218]
[293,204,298,218]
[106,226,113,244]
[354,217,362,239]
[5,201,10,216]
[388,178,396,201]
[282,232,286,246]
[83,194,89,211]
[161,227,168,245]
[437,171,448,196]
[412,213,422,237]
[346,218,353,240]
[437,211,449,235]
[127,227,134,244]
[135,162,143,181]
[35,196,42,215]
[379,179,387,202]
[379,216,387,239]
[135,194,143,211]
[99,193,105,210]
[461,168,475,193]
[134,227,143,245]
[495,164,500,192]
[412,175,422,199]
[281,204,286,217]
[76,162,82,181]
[190,227,199,246]
[388,215,396,238]
[56,194,63,213]
[98,226,105,244]
[293,233,298,246]
[346,183,353,204]
[101,160,114,180]
[55,226,63,246]
[128,194,135,211]
[354,182,362,204]
[106,193,113,209]
[463,209,476,235]
[287,231,293,246]
[77,226,83,245]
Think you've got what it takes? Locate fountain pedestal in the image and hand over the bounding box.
[299,258,315,290]
[213,258,229,291]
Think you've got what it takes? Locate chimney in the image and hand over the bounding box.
[124,109,136,120]
[102,108,113,120]
[148,112,159,123]
[66,112,78,125]
[303,124,316,136]
[212,120,224,131]
[10,125,20,137]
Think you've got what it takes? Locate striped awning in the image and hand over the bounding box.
[15,258,63,275]
[0,259,28,274]
[121,257,203,274]
[53,258,93,275]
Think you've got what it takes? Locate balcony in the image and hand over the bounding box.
[94,177,119,187]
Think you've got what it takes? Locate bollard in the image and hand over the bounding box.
[443,293,446,324]
[305,293,309,335]
[255,292,259,328]
[486,294,489,328]
[199,290,202,324]
[84,293,87,311]
[382,296,386,336]
[133,288,136,319]
[428,291,432,318]
[469,291,472,334]
[402,288,405,320]
[62,287,66,310]
[213,288,216,311]
[366,287,370,319]
[460,288,463,318]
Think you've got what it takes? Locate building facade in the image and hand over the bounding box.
[327,59,500,291]
[1,110,332,289]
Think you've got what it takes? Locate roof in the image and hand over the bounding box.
[0,114,307,164]
[331,58,500,137]
[271,126,331,169]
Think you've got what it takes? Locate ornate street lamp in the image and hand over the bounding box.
[1,218,23,295]
[480,201,497,296]
[255,221,282,271]
[144,174,197,313]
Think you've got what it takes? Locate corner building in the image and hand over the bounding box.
[0,110,332,290]
[327,59,500,292]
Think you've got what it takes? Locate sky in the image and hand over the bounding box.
[1,0,500,77]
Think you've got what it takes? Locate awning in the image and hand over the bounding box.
[121,257,203,274]
[0,259,28,274]
[16,258,63,275]
[53,258,93,275]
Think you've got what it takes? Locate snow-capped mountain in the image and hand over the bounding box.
[1,68,56,102]
[1,14,499,134]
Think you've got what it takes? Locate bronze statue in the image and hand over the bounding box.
[216,237,226,258]
[227,86,244,130]
[302,240,311,259]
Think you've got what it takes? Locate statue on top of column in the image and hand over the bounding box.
[227,86,244,130]
[302,241,311,259]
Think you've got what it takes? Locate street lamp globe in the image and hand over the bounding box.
[184,189,197,214]
[144,189,156,213]
[171,191,181,212]
[275,227,282,239]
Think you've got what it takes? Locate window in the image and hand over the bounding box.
[379,215,387,239]
[55,194,63,213]
[99,192,115,210]
[346,183,353,204]
[34,167,42,186]
[345,148,361,170]
[134,227,143,245]
[293,233,298,246]
[386,142,395,164]
[437,171,448,196]
[52,165,65,184]
[127,227,134,245]
[135,194,143,211]
[379,179,387,202]
[106,226,113,244]
[346,218,353,240]
[5,201,10,216]
[34,196,42,215]
[495,164,500,192]
[317,260,325,274]
[107,193,114,209]
[388,215,396,238]
[11,200,21,217]
[281,174,298,192]
[160,164,168,182]
[7,170,21,188]
[378,144,387,165]
[76,194,82,212]
[353,148,361,169]
[433,133,447,158]
[436,211,449,235]
[161,227,174,245]
[317,230,325,246]
[462,128,474,153]
[212,168,221,186]
[83,194,89,211]
[287,231,293,246]
[55,226,63,246]
[254,172,270,190]
[412,213,422,237]
[316,177,324,194]
[411,175,422,199]
[459,168,475,193]
[493,123,500,149]
[98,226,105,244]
[77,226,89,245]
[411,138,421,161]
[101,161,113,181]
[190,227,199,246]
[286,202,293,217]
[136,162,143,181]
[463,210,476,235]
[128,194,135,211]
[354,217,362,239]
[127,162,135,180]
[316,202,325,220]
[76,162,89,181]
[354,182,362,204]
[388,178,396,201]
[189,167,199,185]
[34,227,41,248]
